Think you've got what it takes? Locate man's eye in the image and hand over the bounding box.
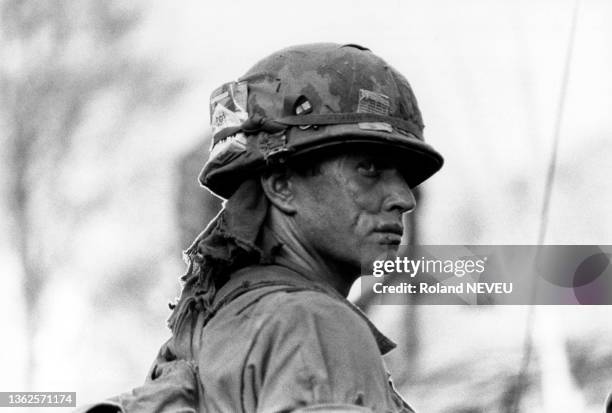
[357,160,381,177]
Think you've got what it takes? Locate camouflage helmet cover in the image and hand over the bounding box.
[200,43,443,199]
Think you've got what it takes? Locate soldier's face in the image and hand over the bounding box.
[291,149,416,276]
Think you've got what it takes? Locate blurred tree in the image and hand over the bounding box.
[0,0,184,389]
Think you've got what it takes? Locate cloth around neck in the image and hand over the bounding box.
[167,178,269,334]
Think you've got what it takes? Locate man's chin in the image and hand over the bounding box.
[359,245,400,276]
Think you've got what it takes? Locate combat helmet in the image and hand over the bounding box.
[200,43,444,199]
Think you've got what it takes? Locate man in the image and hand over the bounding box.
[77,43,443,412]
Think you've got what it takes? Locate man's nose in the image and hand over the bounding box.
[383,170,416,214]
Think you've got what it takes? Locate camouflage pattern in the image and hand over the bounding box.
[200,43,443,199]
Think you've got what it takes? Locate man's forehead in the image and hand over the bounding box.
[292,145,405,168]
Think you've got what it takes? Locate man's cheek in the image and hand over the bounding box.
[344,178,382,213]
[352,212,376,237]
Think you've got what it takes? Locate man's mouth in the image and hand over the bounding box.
[379,237,401,246]
[374,223,404,236]
[373,223,404,245]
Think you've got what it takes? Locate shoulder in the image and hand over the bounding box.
[210,282,376,346]
[240,288,393,411]
[198,277,393,411]
[212,265,364,329]
[256,289,357,319]
[249,289,380,354]
[206,264,382,354]
[240,284,368,334]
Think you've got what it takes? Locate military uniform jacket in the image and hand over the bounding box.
[77,264,414,413]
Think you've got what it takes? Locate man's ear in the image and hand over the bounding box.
[260,168,297,214]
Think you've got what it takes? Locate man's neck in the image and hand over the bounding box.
[260,208,356,297]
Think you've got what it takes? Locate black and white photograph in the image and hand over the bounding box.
[2,0,612,412]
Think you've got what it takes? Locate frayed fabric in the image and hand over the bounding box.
[167,178,269,335]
